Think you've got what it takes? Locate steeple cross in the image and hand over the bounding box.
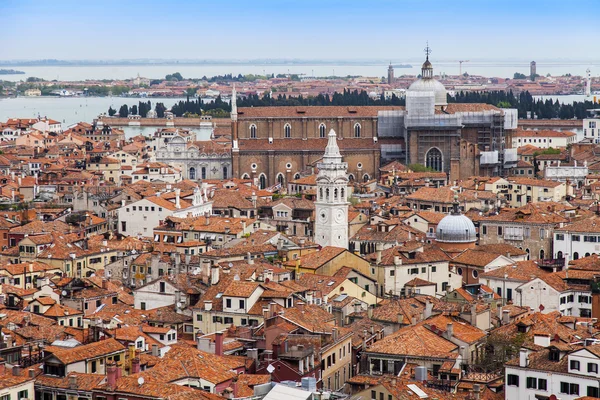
[424,42,432,60]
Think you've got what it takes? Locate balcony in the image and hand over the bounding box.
[504,234,523,241]
[538,258,565,269]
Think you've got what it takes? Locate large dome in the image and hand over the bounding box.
[408,78,447,106]
[436,214,477,243]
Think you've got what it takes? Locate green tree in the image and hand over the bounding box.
[165,72,183,81]
[155,103,166,118]
[118,104,129,118]
[108,106,116,116]
[513,72,527,79]
[408,163,437,173]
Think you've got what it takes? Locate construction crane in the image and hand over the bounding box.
[459,60,470,76]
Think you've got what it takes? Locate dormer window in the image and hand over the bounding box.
[549,348,560,361]
[517,324,528,333]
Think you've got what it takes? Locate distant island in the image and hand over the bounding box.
[392,64,412,68]
[0,69,25,75]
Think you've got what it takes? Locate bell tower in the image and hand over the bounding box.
[315,129,349,249]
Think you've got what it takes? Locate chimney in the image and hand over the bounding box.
[247,252,254,265]
[411,316,416,325]
[210,265,219,285]
[473,384,481,400]
[174,188,181,209]
[332,327,339,342]
[106,361,117,390]
[519,349,529,368]
[205,213,210,226]
[269,302,277,317]
[446,323,454,339]
[131,356,141,374]
[28,368,35,378]
[502,309,510,325]
[251,192,257,208]
[589,322,594,335]
[470,303,477,325]
[362,329,368,350]
[397,313,404,325]
[297,301,305,313]
[151,344,159,357]
[204,301,213,311]
[215,332,224,356]
[394,255,402,266]
[375,243,383,264]
[12,366,21,376]
[277,237,284,250]
[367,307,374,319]
[69,374,78,390]
[424,301,433,319]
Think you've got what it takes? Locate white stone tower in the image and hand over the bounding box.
[586,68,592,97]
[315,129,349,249]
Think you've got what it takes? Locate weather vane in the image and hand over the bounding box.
[424,42,431,60]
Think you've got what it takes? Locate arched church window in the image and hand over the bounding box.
[259,174,267,189]
[223,166,228,179]
[334,188,338,200]
[363,174,370,182]
[319,188,323,200]
[294,173,301,179]
[277,174,285,186]
[348,174,355,182]
[284,124,291,138]
[425,148,443,172]
[354,123,361,138]
[326,188,330,201]
[189,167,196,180]
[201,167,207,180]
[241,173,250,179]
[250,124,257,139]
[341,188,345,199]
[319,124,326,138]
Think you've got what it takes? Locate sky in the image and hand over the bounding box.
[1,0,598,62]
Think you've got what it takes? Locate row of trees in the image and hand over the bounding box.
[449,90,595,119]
[108,101,167,118]
[108,89,591,120]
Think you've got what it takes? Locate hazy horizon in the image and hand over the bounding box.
[2,0,599,62]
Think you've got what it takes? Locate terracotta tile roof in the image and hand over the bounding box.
[480,260,548,281]
[423,314,486,344]
[284,246,346,270]
[43,303,83,318]
[406,186,496,203]
[296,273,346,297]
[404,277,435,287]
[44,338,126,364]
[365,243,449,266]
[480,203,568,224]
[237,105,402,118]
[35,372,105,391]
[518,129,578,139]
[351,222,423,244]
[367,324,457,357]
[444,103,501,113]
[452,249,507,268]
[556,215,600,233]
[0,367,35,390]
[222,281,262,297]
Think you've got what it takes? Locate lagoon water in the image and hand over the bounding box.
[0,61,599,83]
[0,93,591,139]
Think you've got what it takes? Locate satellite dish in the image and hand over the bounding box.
[266,364,275,374]
[61,290,68,297]
[228,262,233,268]
[137,377,144,386]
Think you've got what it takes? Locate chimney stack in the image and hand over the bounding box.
[446,323,454,339]
[424,300,433,319]
[106,361,118,390]
[175,188,181,209]
[215,332,224,356]
[69,375,78,390]
[519,349,529,368]
[297,301,305,313]
[502,309,510,325]
[151,344,159,357]
[247,252,254,265]
[211,265,220,285]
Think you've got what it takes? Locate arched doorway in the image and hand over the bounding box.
[573,252,579,260]
[426,147,443,171]
[525,248,530,260]
[539,249,544,260]
[189,167,196,180]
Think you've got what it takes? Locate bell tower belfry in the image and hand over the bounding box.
[314,129,349,249]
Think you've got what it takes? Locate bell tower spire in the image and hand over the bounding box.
[315,129,349,249]
[421,42,434,79]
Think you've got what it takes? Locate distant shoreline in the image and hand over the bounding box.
[0,69,25,75]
